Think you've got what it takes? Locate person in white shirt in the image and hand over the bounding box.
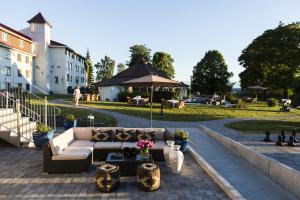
[73,86,81,107]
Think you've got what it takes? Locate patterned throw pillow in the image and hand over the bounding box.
[91,129,112,142]
[114,129,135,142]
[123,130,135,142]
[115,129,124,142]
[136,130,155,141]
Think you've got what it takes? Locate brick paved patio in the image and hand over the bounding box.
[0,147,228,200]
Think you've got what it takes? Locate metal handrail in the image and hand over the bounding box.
[4,87,60,130]
[0,92,40,145]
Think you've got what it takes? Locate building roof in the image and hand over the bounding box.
[27,12,52,27]
[50,40,67,47]
[50,40,85,59]
[0,23,32,41]
[97,58,168,86]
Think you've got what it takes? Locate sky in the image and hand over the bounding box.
[1,0,300,87]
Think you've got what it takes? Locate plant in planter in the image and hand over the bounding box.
[63,113,77,130]
[174,129,189,152]
[33,123,53,149]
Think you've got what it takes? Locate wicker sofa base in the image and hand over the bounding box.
[43,143,92,173]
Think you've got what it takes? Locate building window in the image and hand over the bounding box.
[5,66,11,76]
[67,74,70,81]
[17,54,22,62]
[65,49,68,55]
[18,83,22,88]
[18,69,22,77]
[1,32,8,42]
[75,65,79,72]
[25,56,29,64]
[26,84,30,91]
[30,24,35,32]
[19,39,24,48]
[25,70,30,78]
[70,75,72,82]
[54,76,58,84]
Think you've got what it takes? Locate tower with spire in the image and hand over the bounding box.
[27,12,52,93]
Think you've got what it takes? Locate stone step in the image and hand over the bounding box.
[0,117,30,129]
[0,108,14,115]
[0,113,18,123]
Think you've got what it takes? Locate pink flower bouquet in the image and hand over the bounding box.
[136,140,154,150]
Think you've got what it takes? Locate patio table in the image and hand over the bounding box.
[167,99,179,108]
[133,96,143,106]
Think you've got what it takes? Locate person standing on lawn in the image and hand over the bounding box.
[73,86,81,107]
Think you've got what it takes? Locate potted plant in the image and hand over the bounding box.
[63,113,77,130]
[174,129,189,152]
[136,140,154,160]
[33,123,53,149]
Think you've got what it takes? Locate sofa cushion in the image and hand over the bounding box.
[136,130,154,141]
[73,127,93,140]
[52,148,91,160]
[91,129,112,142]
[68,140,95,151]
[152,141,167,150]
[50,128,74,156]
[122,142,137,149]
[94,142,123,149]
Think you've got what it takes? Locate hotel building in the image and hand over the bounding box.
[0,12,86,94]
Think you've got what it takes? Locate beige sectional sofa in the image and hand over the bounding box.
[43,127,172,173]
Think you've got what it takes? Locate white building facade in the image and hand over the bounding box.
[0,12,86,94]
[0,23,34,92]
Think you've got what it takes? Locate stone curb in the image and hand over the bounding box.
[188,146,245,200]
[199,125,300,199]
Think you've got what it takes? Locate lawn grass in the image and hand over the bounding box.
[224,120,300,133]
[55,104,117,127]
[36,94,73,101]
[71,101,300,122]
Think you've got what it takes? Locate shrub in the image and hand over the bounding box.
[65,113,75,122]
[234,99,247,108]
[118,91,128,102]
[226,94,239,104]
[267,98,278,107]
[36,123,50,134]
[174,129,189,140]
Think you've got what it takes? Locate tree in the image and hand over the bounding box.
[239,22,300,97]
[152,52,175,78]
[191,50,233,95]
[84,49,94,87]
[117,63,126,74]
[127,44,151,67]
[95,56,115,81]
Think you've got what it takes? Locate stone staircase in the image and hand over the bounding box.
[0,87,60,147]
[0,108,36,147]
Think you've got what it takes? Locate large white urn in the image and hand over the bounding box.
[169,145,184,173]
[163,140,175,167]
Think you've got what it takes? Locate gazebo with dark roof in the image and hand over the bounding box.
[96,58,167,87]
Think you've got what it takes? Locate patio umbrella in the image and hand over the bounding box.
[123,74,179,127]
[246,85,267,99]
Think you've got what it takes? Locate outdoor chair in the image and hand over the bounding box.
[175,100,185,109]
[127,97,134,106]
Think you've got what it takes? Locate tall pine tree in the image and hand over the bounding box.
[84,49,94,87]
